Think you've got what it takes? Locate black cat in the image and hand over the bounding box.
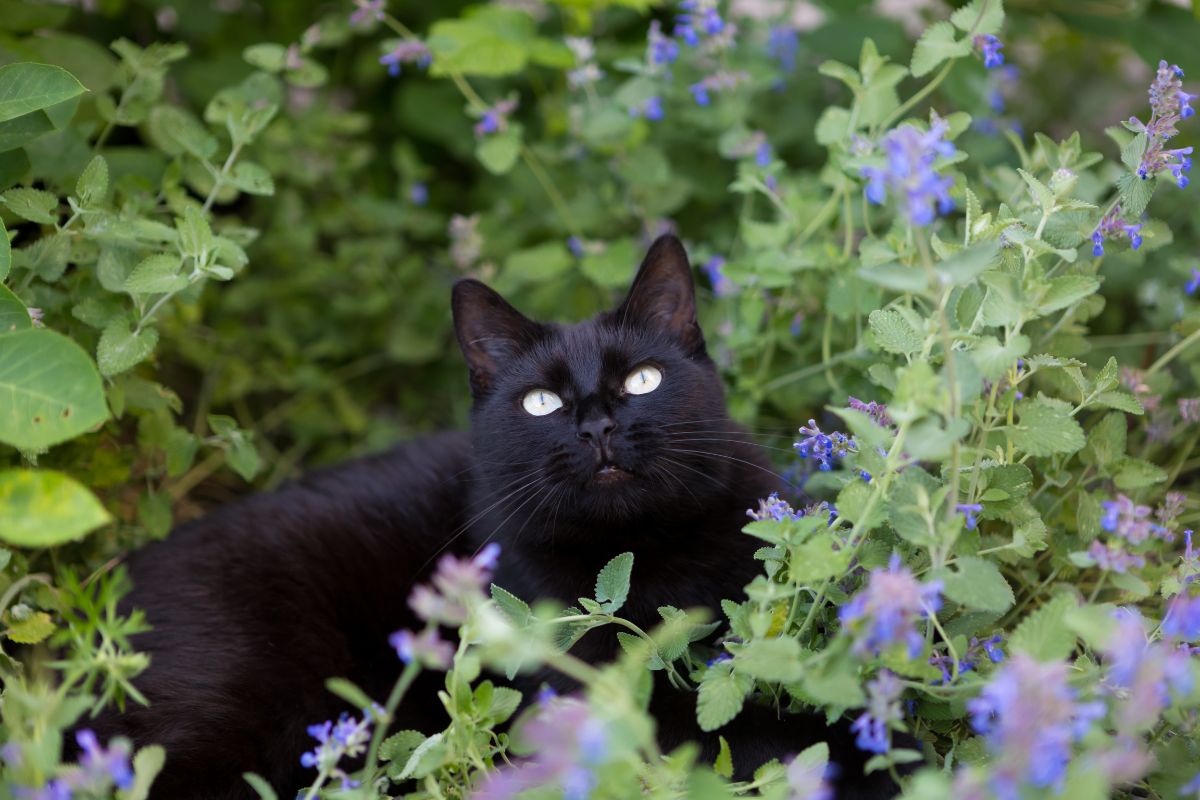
[89,235,900,798]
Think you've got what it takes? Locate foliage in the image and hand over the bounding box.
[2,0,1200,798]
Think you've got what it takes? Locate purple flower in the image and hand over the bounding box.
[974,34,1005,69]
[790,312,804,337]
[1088,540,1146,573]
[75,730,134,791]
[474,99,519,138]
[409,182,428,206]
[1102,608,1193,733]
[967,655,1104,800]
[785,751,833,800]
[956,503,983,530]
[629,96,664,121]
[1186,268,1200,294]
[349,0,384,27]
[1091,205,1146,255]
[795,419,857,471]
[379,40,432,76]
[702,255,735,297]
[755,140,773,168]
[690,81,711,106]
[687,70,748,107]
[840,554,942,659]
[852,670,903,753]
[409,543,501,625]
[1101,494,1172,544]
[768,26,800,74]
[860,118,957,226]
[1130,61,1194,188]
[567,236,585,258]
[300,712,373,789]
[1163,593,1200,641]
[390,627,454,669]
[473,695,611,800]
[1182,772,1200,798]
[930,635,1004,684]
[847,397,893,427]
[647,20,679,66]
[747,492,803,522]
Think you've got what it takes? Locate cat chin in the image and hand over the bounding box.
[592,464,634,485]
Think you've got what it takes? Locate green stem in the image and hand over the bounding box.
[1146,326,1200,377]
[361,660,422,785]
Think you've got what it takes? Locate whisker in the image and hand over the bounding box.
[667,436,798,455]
[662,447,797,493]
[472,478,554,558]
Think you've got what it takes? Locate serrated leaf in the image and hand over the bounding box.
[1037,275,1100,315]
[1120,133,1147,173]
[734,637,805,683]
[595,551,634,614]
[715,736,733,779]
[228,161,274,196]
[124,254,187,294]
[5,610,55,643]
[911,22,971,78]
[858,261,927,293]
[0,63,87,124]
[1,187,58,224]
[1112,458,1167,490]
[1009,399,1085,457]
[936,239,1000,285]
[0,328,109,450]
[818,60,861,92]
[950,0,1004,35]
[1017,168,1055,211]
[1009,592,1076,660]
[868,308,925,355]
[0,469,111,548]
[97,320,158,377]
[697,662,752,731]
[939,557,1014,613]
[1116,172,1154,218]
[1093,391,1143,415]
[490,583,532,627]
[486,686,522,724]
[75,154,108,206]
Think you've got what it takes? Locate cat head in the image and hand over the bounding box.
[452,235,742,532]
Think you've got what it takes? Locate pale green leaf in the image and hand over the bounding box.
[0,284,30,332]
[1009,399,1085,457]
[0,469,111,547]
[0,62,87,124]
[595,551,634,614]
[911,22,971,78]
[0,328,108,450]
[1009,592,1076,660]
[939,557,1014,613]
[97,320,158,377]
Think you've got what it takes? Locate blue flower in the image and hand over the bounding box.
[967,655,1104,800]
[300,712,373,789]
[76,729,134,791]
[379,40,432,77]
[1163,593,1200,641]
[1131,61,1194,188]
[702,255,735,297]
[629,96,664,121]
[390,627,453,669]
[794,419,857,471]
[647,20,679,66]
[767,26,799,74]
[974,34,1004,69]
[860,118,957,226]
[851,670,903,753]
[690,82,711,106]
[349,0,384,27]
[840,554,942,659]
[409,182,428,206]
[746,492,803,522]
[1187,267,1200,294]
[755,140,773,168]
[956,503,983,530]
[1124,222,1143,250]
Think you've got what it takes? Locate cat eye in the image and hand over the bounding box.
[624,364,663,395]
[522,389,564,416]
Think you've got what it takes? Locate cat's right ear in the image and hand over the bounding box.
[452,279,546,396]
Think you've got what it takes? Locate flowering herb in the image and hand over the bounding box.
[1090,203,1144,256]
[973,34,1004,69]
[390,626,454,669]
[474,99,519,137]
[1129,61,1193,187]
[956,503,983,530]
[1187,268,1200,295]
[967,655,1105,798]
[794,419,858,471]
[702,255,736,297]
[300,713,373,789]
[839,554,942,658]
[1101,494,1173,544]
[861,117,957,225]
[409,543,500,625]
[378,40,431,76]
[1101,609,1192,733]
[349,0,384,27]
[851,670,903,752]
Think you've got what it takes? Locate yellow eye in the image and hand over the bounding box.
[522,389,564,416]
[624,365,662,395]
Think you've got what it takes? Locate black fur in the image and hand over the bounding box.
[89,235,901,798]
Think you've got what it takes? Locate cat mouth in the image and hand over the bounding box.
[594,464,634,484]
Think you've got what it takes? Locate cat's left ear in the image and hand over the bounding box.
[613,234,706,356]
[452,279,547,396]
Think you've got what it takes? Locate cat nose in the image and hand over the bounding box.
[577,417,617,444]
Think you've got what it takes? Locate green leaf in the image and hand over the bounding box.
[325,677,375,710]
[243,43,287,72]
[124,254,187,294]
[226,436,261,481]
[800,663,866,707]
[5,610,55,643]
[1116,172,1154,218]
[950,0,1004,35]
[1009,592,1076,660]
[0,328,108,450]
[581,238,636,290]
[0,469,112,547]
[97,320,158,377]
[1112,457,1168,490]
[734,637,805,683]
[595,551,634,613]
[0,63,87,124]
[1017,168,1055,212]
[1009,399,1085,457]
[935,240,1000,284]
[75,154,107,206]
[148,105,218,160]
[0,217,9,281]
[504,242,571,283]
[910,22,971,78]
[125,745,166,800]
[714,736,733,779]
[1037,275,1100,315]
[1092,391,1143,415]
[789,536,853,583]
[427,17,528,77]
[491,583,533,627]
[697,661,752,731]
[1,187,58,224]
[176,205,214,261]
[485,686,522,724]
[228,161,275,196]
[476,128,521,175]
[242,773,278,800]
[0,284,30,332]
[817,60,861,92]
[858,261,927,293]
[939,557,1014,613]
[868,308,925,355]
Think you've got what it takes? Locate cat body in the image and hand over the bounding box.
[90,236,900,798]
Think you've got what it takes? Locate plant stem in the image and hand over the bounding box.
[1146,326,1200,377]
[361,661,422,785]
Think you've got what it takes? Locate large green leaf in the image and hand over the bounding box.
[0,469,111,547]
[0,63,87,124]
[0,328,109,450]
[0,284,30,332]
[0,216,9,281]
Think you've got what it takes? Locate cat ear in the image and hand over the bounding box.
[614,234,705,355]
[452,279,546,395]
